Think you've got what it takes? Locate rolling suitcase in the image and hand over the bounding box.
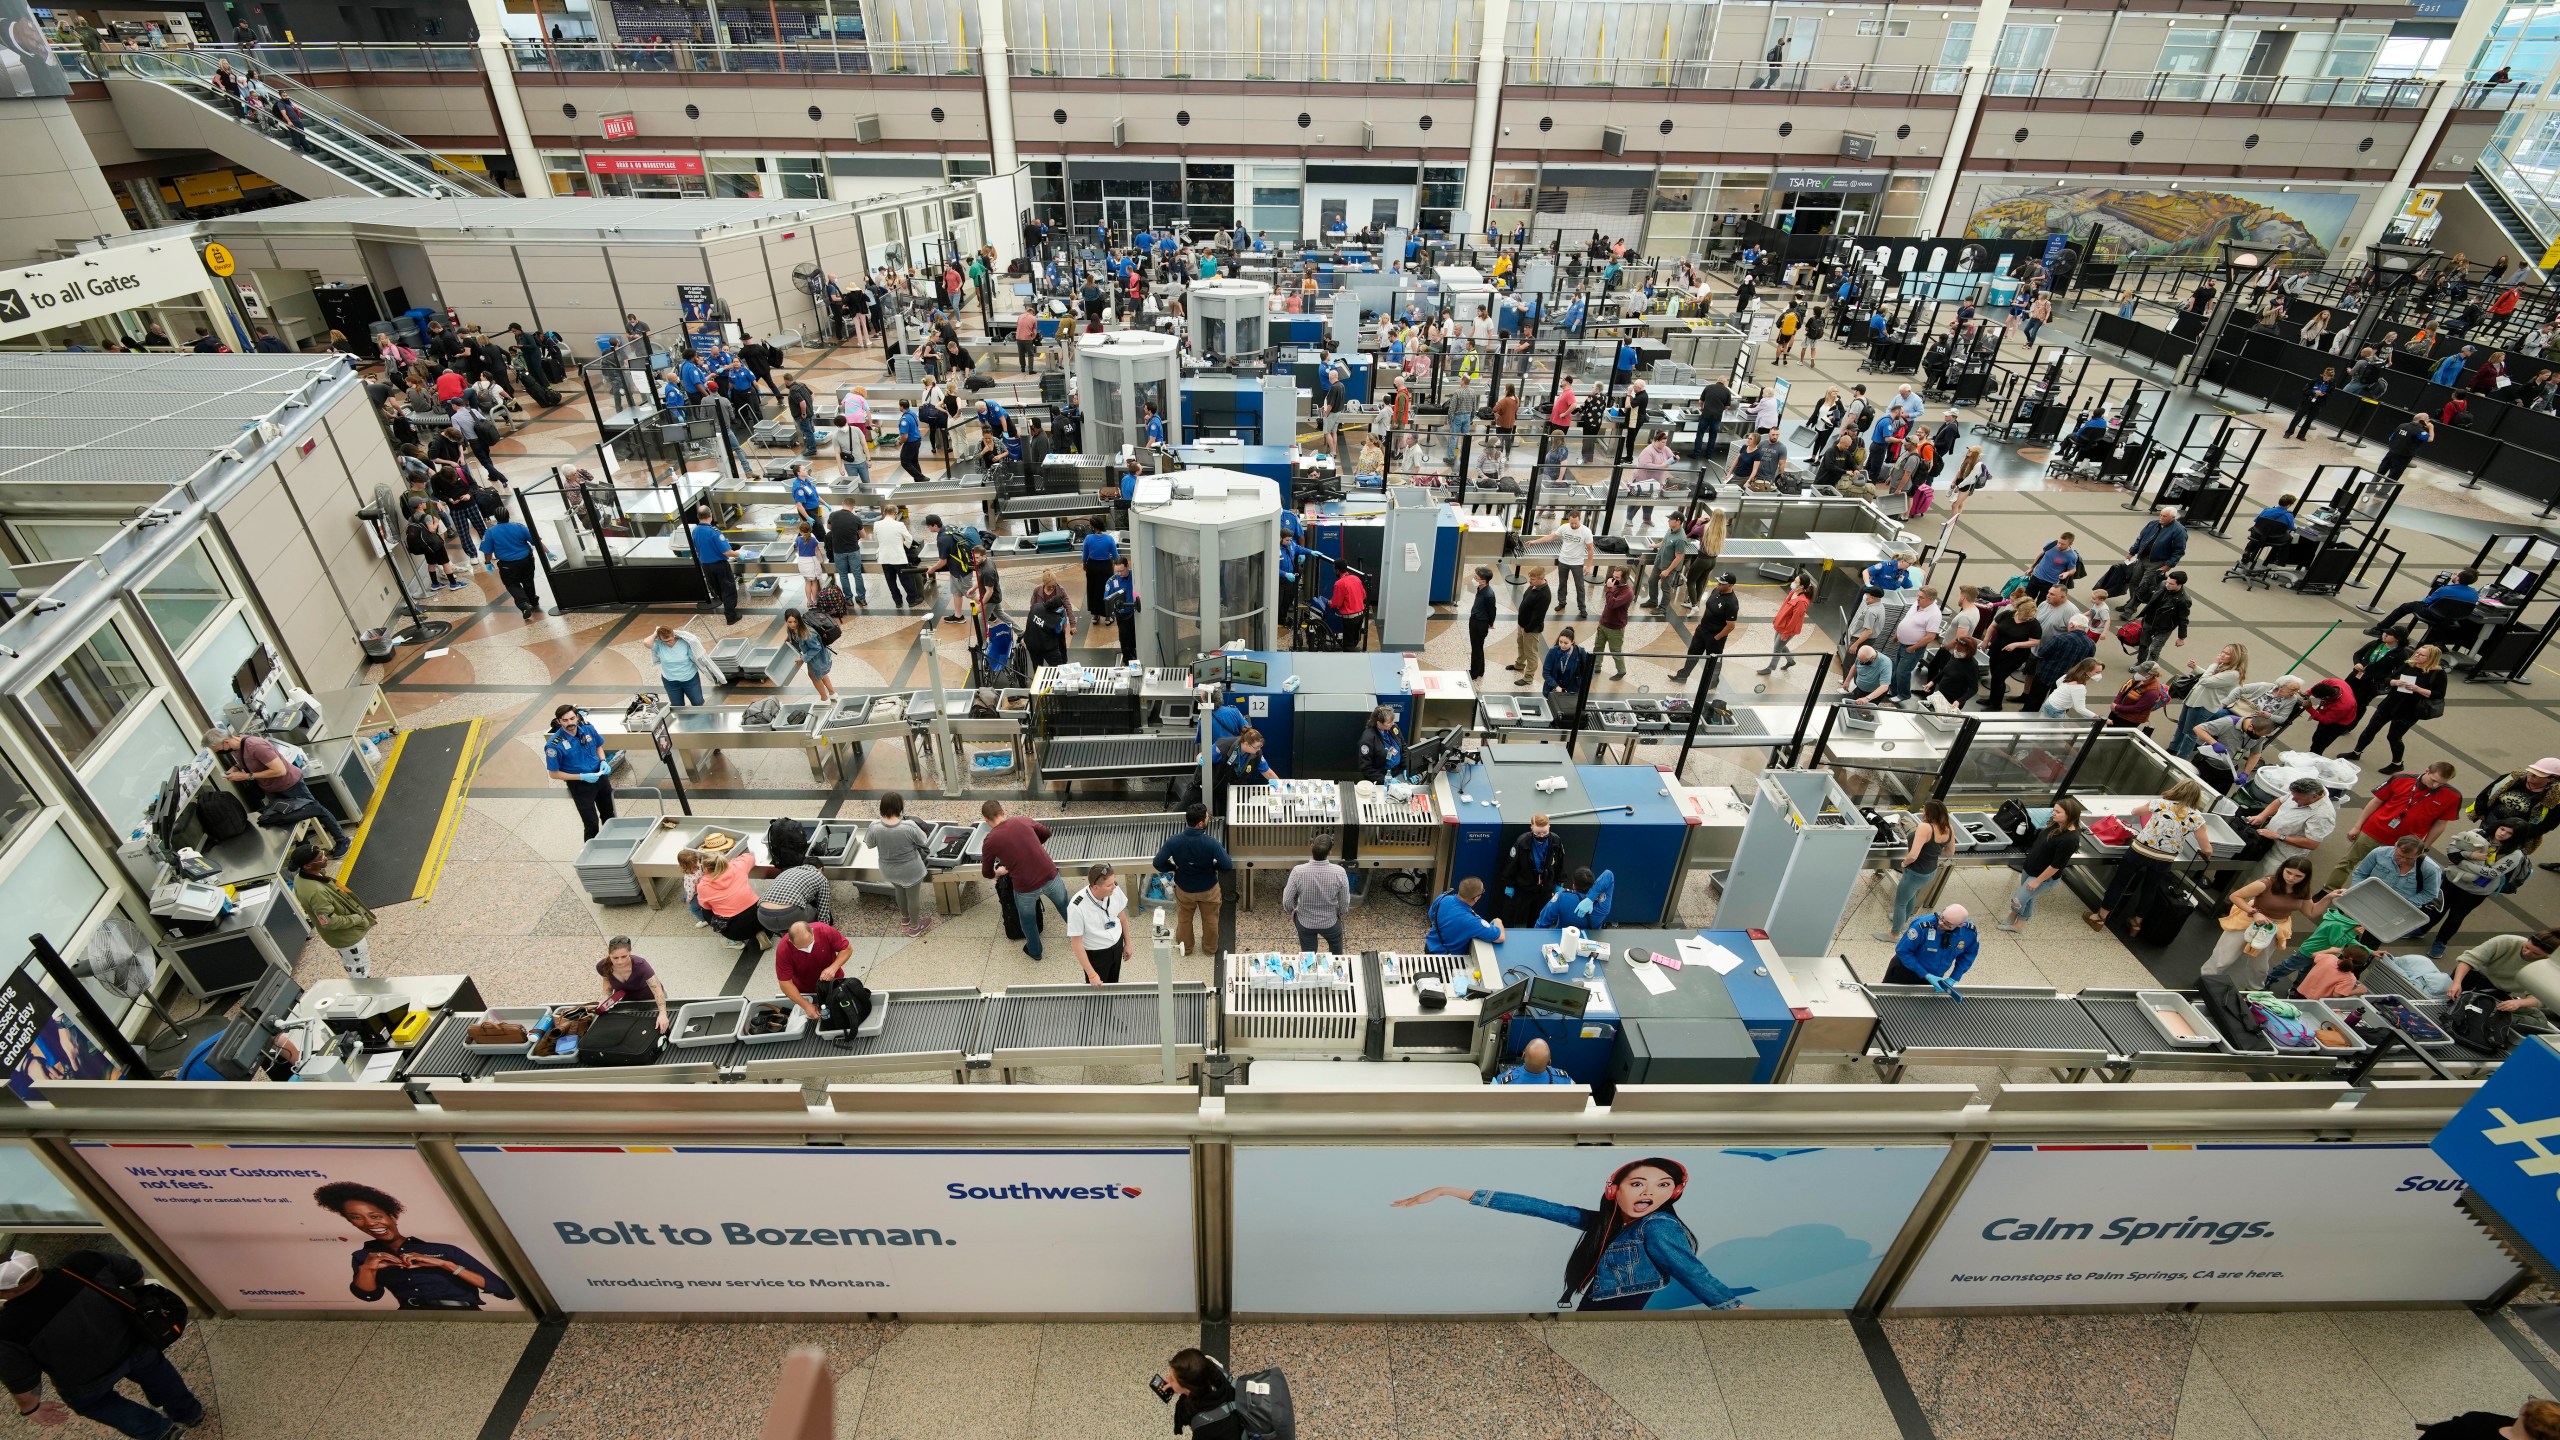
[2129,878,2199,950]
[576,1007,665,1067]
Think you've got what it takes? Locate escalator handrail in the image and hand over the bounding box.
[120,48,504,199]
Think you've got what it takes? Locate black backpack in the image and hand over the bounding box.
[1188,1368,1296,1440]
[192,790,252,844]
[814,976,874,1036]
[576,1006,665,1067]
[2440,988,2518,1055]
[766,816,810,870]
[806,610,841,647]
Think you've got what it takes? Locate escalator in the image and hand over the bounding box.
[2468,173,2549,261]
[104,49,507,202]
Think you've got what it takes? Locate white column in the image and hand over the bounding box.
[1462,0,1513,233]
[1914,0,2011,238]
[2348,0,2506,255]
[465,0,548,193]
[977,0,1021,179]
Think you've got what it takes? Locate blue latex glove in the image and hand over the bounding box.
[1925,972,1964,1001]
[583,769,610,783]
[1574,897,1594,921]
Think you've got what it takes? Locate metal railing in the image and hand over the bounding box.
[1982,67,2436,109]
[60,39,480,76]
[1006,45,1474,83]
[2477,137,2560,253]
[119,48,506,199]
[1500,54,1949,93]
[511,38,956,76]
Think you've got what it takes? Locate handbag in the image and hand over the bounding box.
[63,1264,189,1352]
[2167,670,2201,700]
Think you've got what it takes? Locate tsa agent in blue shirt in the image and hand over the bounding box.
[1101,559,1139,661]
[1081,525,1119,618]
[1492,1038,1574,1086]
[895,402,926,483]
[658,374,687,421]
[1883,905,1980,988]
[1864,556,1913,592]
[677,356,707,398]
[542,703,617,841]
[788,468,824,529]
[480,506,542,619]
[1615,341,1640,384]
[1422,878,1506,953]
[1144,406,1165,444]
[1534,868,1615,930]
[689,505,741,623]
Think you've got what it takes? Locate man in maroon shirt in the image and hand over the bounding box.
[775,919,850,1018]
[980,799,1068,959]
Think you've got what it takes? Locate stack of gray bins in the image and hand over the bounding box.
[892,355,927,384]
[1653,360,1696,387]
[574,816,657,906]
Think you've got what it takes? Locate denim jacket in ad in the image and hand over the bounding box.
[1470,1190,1744,1310]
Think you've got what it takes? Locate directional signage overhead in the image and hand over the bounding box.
[0,242,212,344]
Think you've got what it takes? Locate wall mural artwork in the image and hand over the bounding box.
[1965,185,2358,260]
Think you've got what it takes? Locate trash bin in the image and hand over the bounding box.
[359,628,397,662]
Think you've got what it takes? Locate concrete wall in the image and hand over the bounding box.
[0,98,134,264]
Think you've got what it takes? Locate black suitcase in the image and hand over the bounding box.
[996,874,1024,941]
[576,1007,664,1066]
[2128,878,2199,949]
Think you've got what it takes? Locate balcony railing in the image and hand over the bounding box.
[60,40,485,77]
[1008,46,1476,83]
[1500,54,1950,93]
[510,39,952,76]
[1984,67,2438,109]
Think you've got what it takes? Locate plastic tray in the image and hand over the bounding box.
[2133,990,2221,1049]
[2332,992,2453,1047]
[672,997,746,1049]
[462,1006,551,1056]
[2246,995,2368,1054]
[737,1000,809,1045]
[2331,875,2429,942]
[689,825,752,863]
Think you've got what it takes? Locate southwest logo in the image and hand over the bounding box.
[945,1181,1145,1200]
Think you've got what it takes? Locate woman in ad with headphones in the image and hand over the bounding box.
[1393,1157,1752,1311]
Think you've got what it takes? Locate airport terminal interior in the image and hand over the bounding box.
[8,0,2560,1438]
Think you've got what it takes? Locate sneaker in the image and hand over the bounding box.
[1870,930,1897,942]
[1996,919,2023,932]
[2428,941,2447,958]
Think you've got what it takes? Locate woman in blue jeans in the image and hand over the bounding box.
[2002,797,2084,931]
[1878,801,1954,941]
[648,624,712,706]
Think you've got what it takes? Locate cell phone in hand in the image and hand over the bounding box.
[1149,1375,1175,1403]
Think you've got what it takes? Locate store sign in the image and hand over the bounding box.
[460,1146,1196,1313]
[599,112,637,140]
[585,153,703,176]
[1894,1143,2518,1308]
[1773,172,1886,195]
[0,241,211,343]
[1233,1145,1948,1313]
[76,1142,524,1313]
[2432,1036,2560,1267]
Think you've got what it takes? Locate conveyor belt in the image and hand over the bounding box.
[968,814,1216,866]
[977,984,1210,1060]
[999,492,1111,520]
[1868,986,2113,1060]
[735,992,989,1075]
[2076,993,2229,1064]
[1041,734,1200,780]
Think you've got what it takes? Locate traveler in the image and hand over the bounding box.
[2245,778,2338,879]
[1669,573,1740,688]
[207,728,349,855]
[479,504,541,619]
[541,704,616,842]
[2200,857,2320,987]
[0,1249,206,1435]
[1065,863,1129,985]
[2085,779,2212,936]
[2434,822,2532,957]
[1511,568,1553,683]
[2027,530,2082,588]
[981,800,1067,959]
[2020,622,2097,715]
[1280,837,1352,954]
[1888,587,1944,700]
[2106,662,2173,730]
[871,507,914,609]
[1760,572,1812,675]
[2000,797,2083,930]
[824,503,870,608]
[773,918,854,1030]
[2473,759,2560,870]
[2448,930,2556,1013]
[1159,1349,1245,1440]
[1422,876,1505,952]
[2123,505,2187,602]
[1467,566,1498,680]
[1152,803,1234,958]
[1884,905,1979,987]
[2413,1396,2560,1440]
[2349,835,2444,912]
[866,793,935,937]
[290,841,376,979]
[1591,569,1635,681]
[594,936,669,1033]
[2169,643,2249,759]
[648,623,715,707]
[781,611,836,704]
[1533,514,1596,617]
[1493,1037,1574,1086]
[2342,644,2447,772]
[2301,679,2361,755]
[1879,801,1954,940]
[1843,644,1892,703]
[693,850,762,960]
[2129,571,2191,665]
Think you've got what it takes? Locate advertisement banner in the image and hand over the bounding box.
[0,0,69,99]
[2,964,122,1100]
[1233,1145,1949,1314]
[460,1146,1195,1313]
[76,1143,523,1313]
[1895,1143,2519,1308]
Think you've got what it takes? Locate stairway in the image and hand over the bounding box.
[2468,172,2549,262]
[104,49,506,202]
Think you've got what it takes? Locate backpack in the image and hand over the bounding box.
[192,789,252,844]
[766,817,811,871]
[814,975,875,1036]
[2440,988,2518,1055]
[740,698,783,729]
[1188,1368,1297,1440]
[576,1006,665,1067]
[806,609,842,647]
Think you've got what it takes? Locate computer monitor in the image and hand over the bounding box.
[2498,564,2538,596]
[1225,657,1270,687]
[197,1015,279,1081]
[146,768,189,855]
[230,648,274,702]
[1474,974,1593,1024]
[237,967,303,1028]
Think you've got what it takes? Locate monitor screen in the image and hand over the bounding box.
[1226,657,1270,687]
[1474,974,1592,1023]
[2499,565,2536,593]
[199,1016,276,1081]
[238,967,303,1028]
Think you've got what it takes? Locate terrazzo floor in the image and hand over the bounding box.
[140,285,2560,1438]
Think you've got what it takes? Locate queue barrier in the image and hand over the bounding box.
[5,1074,2527,1323]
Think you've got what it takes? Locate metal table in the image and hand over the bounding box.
[975,982,1212,1081]
[589,702,836,780]
[1865,983,2113,1082]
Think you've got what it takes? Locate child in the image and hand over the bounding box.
[792,520,825,608]
[676,848,711,928]
[404,508,464,592]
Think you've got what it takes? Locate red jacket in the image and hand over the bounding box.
[2357,774,2463,844]
[1331,572,1368,617]
[2305,680,2358,728]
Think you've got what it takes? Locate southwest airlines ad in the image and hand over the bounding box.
[1895,1143,2519,1307]
[1233,1145,1949,1313]
[461,1146,1195,1313]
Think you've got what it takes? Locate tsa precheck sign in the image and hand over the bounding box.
[2431,1034,2560,1264]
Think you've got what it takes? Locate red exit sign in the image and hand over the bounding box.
[600,113,637,141]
